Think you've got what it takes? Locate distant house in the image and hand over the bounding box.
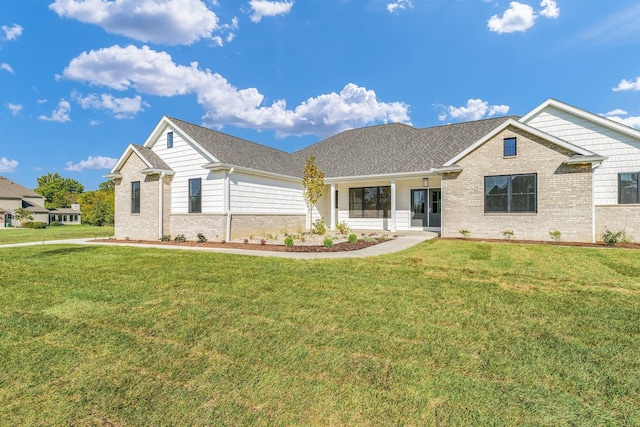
[0,176,82,227]
[107,99,640,243]
[50,204,82,225]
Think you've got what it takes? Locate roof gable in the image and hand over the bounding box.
[0,176,43,199]
[109,144,173,175]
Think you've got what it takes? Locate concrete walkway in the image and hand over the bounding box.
[0,232,437,259]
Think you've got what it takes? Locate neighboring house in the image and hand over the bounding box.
[50,203,82,225]
[107,99,640,243]
[0,176,50,227]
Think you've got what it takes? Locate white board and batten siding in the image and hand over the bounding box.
[524,106,640,205]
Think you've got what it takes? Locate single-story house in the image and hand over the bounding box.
[107,99,640,243]
[50,204,82,225]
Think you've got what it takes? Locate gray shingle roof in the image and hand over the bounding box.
[168,116,517,178]
[131,144,173,171]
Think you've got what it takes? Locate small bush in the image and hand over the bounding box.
[284,236,294,247]
[336,221,351,235]
[381,234,389,241]
[548,230,561,242]
[243,238,249,244]
[160,235,171,241]
[362,236,376,243]
[313,217,326,235]
[348,233,358,244]
[459,229,471,238]
[502,229,515,240]
[197,233,208,243]
[322,237,334,248]
[260,239,267,245]
[174,234,186,243]
[49,221,63,227]
[602,228,622,246]
[23,221,47,229]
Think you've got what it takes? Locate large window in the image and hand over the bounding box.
[131,181,140,213]
[619,172,639,204]
[349,186,391,218]
[189,178,202,213]
[485,174,536,213]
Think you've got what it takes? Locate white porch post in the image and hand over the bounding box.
[390,179,396,232]
[330,183,336,230]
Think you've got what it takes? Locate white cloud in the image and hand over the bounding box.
[7,103,23,115]
[488,0,559,34]
[387,0,413,13]
[613,77,640,92]
[0,157,18,173]
[1,63,14,74]
[438,99,510,122]
[49,0,221,45]
[61,45,410,137]
[1,24,23,41]
[65,155,118,172]
[603,109,628,116]
[72,91,148,118]
[39,99,71,123]
[249,0,294,23]
[602,109,640,130]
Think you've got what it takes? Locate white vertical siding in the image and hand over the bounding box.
[525,107,640,205]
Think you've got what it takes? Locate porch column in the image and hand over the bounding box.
[390,179,396,232]
[330,183,336,230]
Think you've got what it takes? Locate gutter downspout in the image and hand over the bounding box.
[591,162,603,243]
[158,172,165,239]
[225,167,235,241]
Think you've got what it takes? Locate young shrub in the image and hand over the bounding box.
[174,234,186,243]
[336,221,351,235]
[323,237,334,248]
[197,233,208,243]
[313,217,326,236]
[260,239,267,246]
[23,221,47,229]
[284,236,294,247]
[502,229,515,240]
[160,235,171,241]
[459,229,471,238]
[348,233,358,244]
[381,234,389,241]
[49,221,62,227]
[363,236,376,243]
[243,238,249,244]
[602,228,622,246]
[549,230,562,242]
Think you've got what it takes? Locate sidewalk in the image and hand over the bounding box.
[0,233,436,259]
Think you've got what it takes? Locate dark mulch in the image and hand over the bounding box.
[440,237,640,249]
[98,238,389,252]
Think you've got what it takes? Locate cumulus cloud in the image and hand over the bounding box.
[61,45,410,137]
[39,99,71,123]
[488,0,559,34]
[1,63,14,74]
[7,103,23,115]
[72,91,149,118]
[1,24,23,41]
[0,157,18,173]
[438,99,510,122]
[602,109,640,130]
[613,77,640,91]
[249,0,294,23]
[49,0,223,45]
[65,155,118,172]
[387,0,413,13]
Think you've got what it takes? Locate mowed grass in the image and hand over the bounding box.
[0,240,639,426]
[0,225,113,245]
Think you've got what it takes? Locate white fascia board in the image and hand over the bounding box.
[141,168,176,176]
[144,116,219,163]
[520,98,640,141]
[443,119,596,167]
[203,162,301,183]
[324,170,443,183]
[563,155,608,165]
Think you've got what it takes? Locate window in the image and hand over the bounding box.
[167,132,173,148]
[189,178,202,213]
[619,172,639,204]
[349,186,391,218]
[503,137,517,157]
[485,174,536,213]
[131,181,141,213]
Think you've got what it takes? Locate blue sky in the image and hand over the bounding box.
[1,0,639,190]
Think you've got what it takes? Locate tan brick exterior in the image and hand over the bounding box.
[442,127,594,242]
[228,214,306,239]
[595,205,640,242]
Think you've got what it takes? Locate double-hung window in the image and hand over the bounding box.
[349,186,391,218]
[485,174,536,213]
[619,172,639,204]
[189,178,202,213]
[131,181,140,213]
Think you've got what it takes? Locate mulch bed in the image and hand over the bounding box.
[98,238,388,252]
[440,237,640,249]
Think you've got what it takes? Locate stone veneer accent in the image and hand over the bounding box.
[442,127,594,242]
[595,205,640,242]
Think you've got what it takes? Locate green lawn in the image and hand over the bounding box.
[0,240,638,425]
[0,225,113,244]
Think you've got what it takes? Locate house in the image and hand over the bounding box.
[107,99,640,243]
[50,204,82,225]
[0,176,50,227]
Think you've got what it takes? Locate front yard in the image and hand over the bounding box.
[0,225,113,245]
[0,240,638,425]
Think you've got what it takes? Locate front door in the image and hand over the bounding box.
[411,189,427,227]
[428,189,441,228]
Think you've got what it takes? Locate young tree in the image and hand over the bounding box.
[302,155,325,236]
[34,172,84,209]
[14,207,33,226]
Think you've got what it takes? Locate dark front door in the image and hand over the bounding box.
[428,189,441,228]
[411,189,427,227]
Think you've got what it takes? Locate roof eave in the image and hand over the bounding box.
[141,168,175,176]
[563,155,608,165]
[325,169,444,183]
[203,162,301,182]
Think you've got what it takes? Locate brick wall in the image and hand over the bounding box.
[595,205,640,242]
[443,127,594,242]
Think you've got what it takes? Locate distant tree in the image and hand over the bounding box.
[34,172,84,209]
[77,180,114,226]
[14,207,33,225]
[302,155,325,236]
